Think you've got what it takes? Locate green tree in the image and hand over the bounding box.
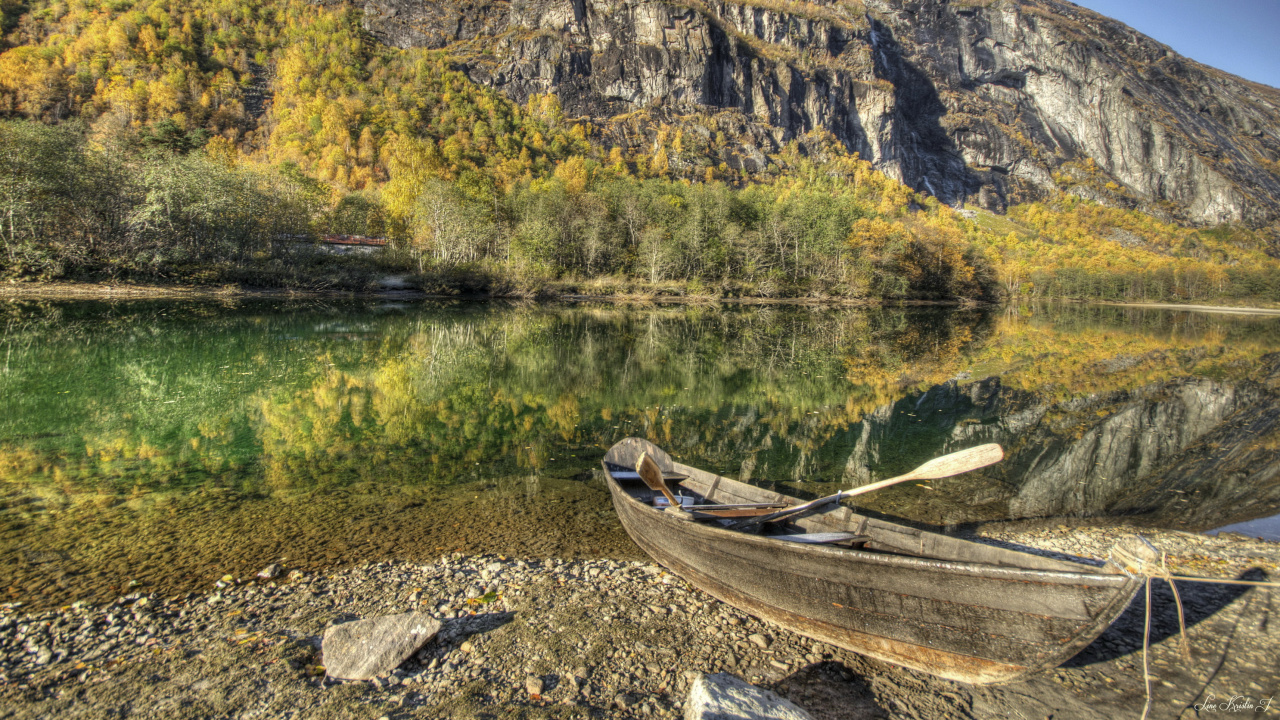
[408,179,494,269]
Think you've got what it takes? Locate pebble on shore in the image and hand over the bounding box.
[0,524,1274,719]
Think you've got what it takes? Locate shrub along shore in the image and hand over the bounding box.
[7,281,1280,317]
[1,0,1277,305]
[3,119,1279,306]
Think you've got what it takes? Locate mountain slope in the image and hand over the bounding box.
[361,0,1280,226]
[2,0,1279,299]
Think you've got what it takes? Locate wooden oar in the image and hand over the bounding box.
[637,452,685,512]
[729,443,1005,530]
[686,503,786,510]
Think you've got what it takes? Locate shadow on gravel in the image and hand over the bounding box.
[439,611,516,648]
[1063,568,1266,667]
[768,661,887,720]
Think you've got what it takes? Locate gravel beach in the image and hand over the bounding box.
[0,523,1276,720]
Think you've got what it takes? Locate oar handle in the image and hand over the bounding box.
[729,444,1004,530]
[838,471,922,500]
[727,492,844,529]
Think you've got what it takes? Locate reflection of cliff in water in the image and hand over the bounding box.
[3,299,1277,535]
[843,354,1280,532]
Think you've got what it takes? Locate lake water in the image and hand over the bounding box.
[2,299,1279,608]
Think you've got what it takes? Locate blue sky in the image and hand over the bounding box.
[1075,0,1280,88]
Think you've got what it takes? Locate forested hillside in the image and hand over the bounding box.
[1,0,1277,302]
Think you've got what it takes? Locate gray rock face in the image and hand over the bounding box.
[685,672,814,720]
[360,0,1280,227]
[866,0,1280,225]
[322,613,441,680]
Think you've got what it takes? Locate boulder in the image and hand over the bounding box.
[684,673,814,720]
[322,613,441,680]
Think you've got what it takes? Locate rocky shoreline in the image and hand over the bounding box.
[0,525,1276,719]
[8,281,1280,314]
[0,279,898,307]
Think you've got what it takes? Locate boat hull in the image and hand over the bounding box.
[603,442,1142,685]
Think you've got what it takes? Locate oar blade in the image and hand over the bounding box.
[910,443,1004,480]
[636,452,665,492]
[637,452,684,512]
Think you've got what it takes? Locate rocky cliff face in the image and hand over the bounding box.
[360,0,1280,226]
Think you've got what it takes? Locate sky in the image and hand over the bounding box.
[1074,0,1280,89]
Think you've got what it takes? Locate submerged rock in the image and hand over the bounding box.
[685,672,814,720]
[322,613,441,681]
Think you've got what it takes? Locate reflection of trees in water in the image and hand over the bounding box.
[254,306,940,490]
[3,300,1278,532]
[3,302,883,495]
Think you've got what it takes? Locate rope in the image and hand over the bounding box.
[1145,575,1280,588]
[1109,535,1280,720]
[1160,552,1192,663]
[1109,538,1182,720]
[1110,539,1280,588]
[1136,553,1193,720]
[1141,575,1153,720]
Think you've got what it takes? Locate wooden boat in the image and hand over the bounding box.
[602,438,1147,685]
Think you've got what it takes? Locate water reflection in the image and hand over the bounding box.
[1,299,1278,606]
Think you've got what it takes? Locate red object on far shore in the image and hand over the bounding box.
[321,235,387,246]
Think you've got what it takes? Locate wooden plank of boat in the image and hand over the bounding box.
[771,532,869,544]
[601,437,1147,685]
[689,508,786,519]
[688,503,788,510]
[608,470,689,482]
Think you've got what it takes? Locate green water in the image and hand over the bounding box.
[2,299,1279,607]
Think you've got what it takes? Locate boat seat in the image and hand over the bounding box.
[609,470,689,482]
[771,533,871,545]
[691,507,781,519]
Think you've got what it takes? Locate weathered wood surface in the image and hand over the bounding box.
[637,451,682,509]
[603,438,1143,685]
[688,503,787,510]
[691,508,785,519]
[773,533,868,545]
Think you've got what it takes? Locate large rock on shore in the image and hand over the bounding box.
[322,612,441,681]
[685,672,814,720]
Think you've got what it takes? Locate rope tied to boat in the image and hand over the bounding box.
[1111,536,1193,720]
[1108,535,1280,720]
[1110,537,1193,664]
[1110,537,1280,589]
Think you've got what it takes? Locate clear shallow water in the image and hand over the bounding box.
[1207,514,1280,542]
[2,299,1278,607]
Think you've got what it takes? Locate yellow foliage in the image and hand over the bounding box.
[553,155,592,195]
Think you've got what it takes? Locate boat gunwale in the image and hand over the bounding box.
[602,463,1128,587]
